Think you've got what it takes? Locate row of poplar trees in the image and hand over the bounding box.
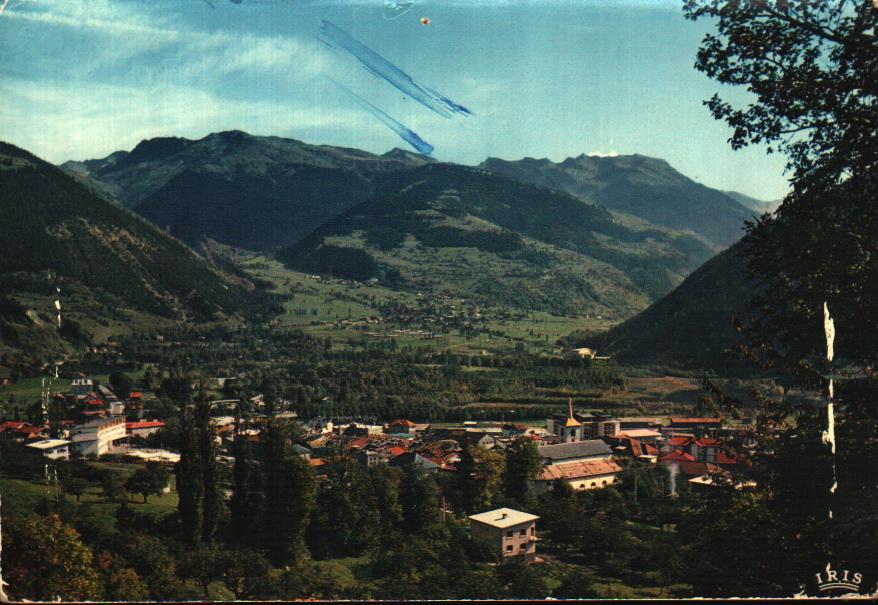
[169,380,316,567]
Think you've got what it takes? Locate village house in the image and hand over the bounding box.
[501,423,527,438]
[660,434,737,466]
[462,431,498,450]
[25,438,72,460]
[0,421,48,442]
[388,451,439,473]
[469,508,540,563]
[356,448,385,467]
[386,419,428,435]
[613,428,662,445]
[607,435,659,463]
[304,417,334,434]
[291,443,311,461]
[659,449,724,495]
[427,427,497,450]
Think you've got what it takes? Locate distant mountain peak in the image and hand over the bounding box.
[478,152,754,249]
[382,147,436,164]
[204,129,254,144]
[125,136,192,166]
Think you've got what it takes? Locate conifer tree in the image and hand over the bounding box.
[262,420,316,566]
[175,404,203,547]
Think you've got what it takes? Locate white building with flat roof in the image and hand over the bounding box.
[469,508,540,563]
[26,439,72,460]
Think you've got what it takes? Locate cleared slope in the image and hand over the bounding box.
[277,164,715,318]
[0,141,266,368]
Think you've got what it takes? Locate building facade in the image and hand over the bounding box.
[70,417,127,457]
[469,508,539,563]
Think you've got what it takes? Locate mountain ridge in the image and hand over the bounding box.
[277,162,716,318]
[61,131,436,251]
[585,240,758,369]
[0,141,267,368]
[478,153,758,250]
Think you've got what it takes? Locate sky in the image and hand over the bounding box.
[0,0,790,200]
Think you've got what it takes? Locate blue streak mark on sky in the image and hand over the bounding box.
[330,79,434,155]
[319,20,473,119]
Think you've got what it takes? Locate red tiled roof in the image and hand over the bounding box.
[347,437,372,450]
[129,392,142,398]
[308,458,326,467]
[0,421,29,431]
[126,421,166,430]
[667,435,694,447]
[660,450,695,462]
[674,461,721,476]
[422,455,445,467]
[715,452,738,465]
[624,438,658,458]
[695,437,722,447]
[87,399,104,406]
[537,459,622,481]
[389,419,416,427]
[388,446,407,457]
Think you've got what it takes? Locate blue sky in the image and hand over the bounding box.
[0,0,789,199]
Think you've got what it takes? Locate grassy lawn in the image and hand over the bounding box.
[0,373,120,401]
[0,463,179,524]
[0,374,112,419]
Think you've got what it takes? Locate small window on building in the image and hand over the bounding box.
[531,526,535,535]
[506,530,513,538]
[602,480,607,486]
[590,482,597,488]
[520,529,527,537]
[506,545,513,552]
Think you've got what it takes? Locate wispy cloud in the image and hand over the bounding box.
[0,77,362,162]
[0,0,341,161]
[4,0,329,79]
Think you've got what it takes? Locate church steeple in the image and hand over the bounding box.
[564,398,581,427]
